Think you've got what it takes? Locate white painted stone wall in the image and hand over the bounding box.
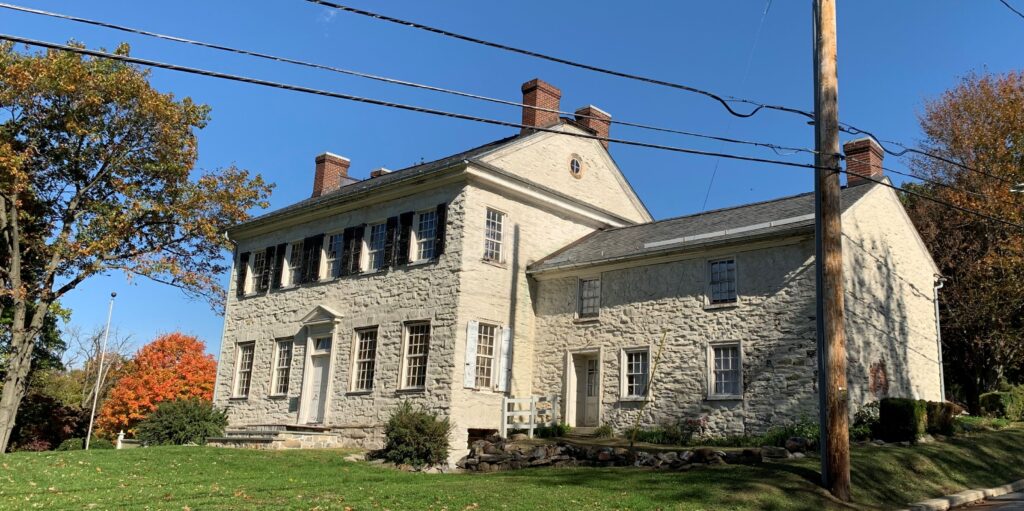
[215,182,468,442]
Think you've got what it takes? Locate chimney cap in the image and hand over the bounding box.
[315,151,350,162]
[521,78,561,96]
[575,104,612,118]
[843,137,883,155]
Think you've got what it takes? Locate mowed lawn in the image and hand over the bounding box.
[1,427,1022,511]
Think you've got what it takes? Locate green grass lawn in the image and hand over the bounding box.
[1,426,1022,511]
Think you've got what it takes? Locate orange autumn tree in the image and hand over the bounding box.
[97,333,216,436]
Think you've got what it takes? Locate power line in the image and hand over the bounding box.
[1000,0,1024,19]
[303,0,1016,188]
[2,33,1018,230]
[0,2,822,158]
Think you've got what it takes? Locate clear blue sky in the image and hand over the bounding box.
[4,1,1021,359]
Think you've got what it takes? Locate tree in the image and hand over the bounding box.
[96,332,216,436]
[902,71,1024,412]
[0,42,272,452]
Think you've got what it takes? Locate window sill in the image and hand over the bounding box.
[396,387,426,394]
[267,394,288,400]
[704,301,740,311]
[346,390,373,396]
[574,316,600,325]
[407,258,437,267]
[705,395,743,401]
[480,259,506,269]
[620,396,650,403]
[228,396,249,401]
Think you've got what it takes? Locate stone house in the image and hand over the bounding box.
[212,78,942,454]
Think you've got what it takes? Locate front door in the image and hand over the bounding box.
[573,354,600,427]
[307,355,329,424]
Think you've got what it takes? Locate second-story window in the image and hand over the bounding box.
[415,210,438,261]
[577,277,601,318]
[366,223,387,271]
[326,233,343,278]
[288,241,303,285]
[708,258,738,304]
[250,251,266,294]
[483,208,504,263]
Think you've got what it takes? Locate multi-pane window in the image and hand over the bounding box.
[474,323,497,388]
[288,241,304,285]
[353,328,378,392]
[578,278,601,318]
[586,359,598,397]
[415,211,438,261]
[402,322,431,389]
[624,350,649,398]
[366,223,387,271]
[234,342,255,398]
[483,208,504,262]
[250,251,267,294]
[272,340,292,395]
[326,233,344,278]
[712,344,742,397]
[708,258,738,304]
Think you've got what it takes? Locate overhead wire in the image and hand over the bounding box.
[0,2,822,158]
[1000,0,1024,20]
[301,0,1017,187]
[1,33,1018,230]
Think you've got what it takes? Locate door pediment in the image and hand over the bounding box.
[297,305,343,327]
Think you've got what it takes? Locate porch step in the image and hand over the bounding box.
[566,427,597,438]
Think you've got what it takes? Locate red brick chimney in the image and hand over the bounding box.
[843,138,884,187]
[521,78,561,134]
[574,105,612,149]
[312,152,350,198]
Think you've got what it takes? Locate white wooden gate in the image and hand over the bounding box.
[500,395,560,439]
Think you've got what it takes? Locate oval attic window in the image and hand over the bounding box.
[569,157,584,179]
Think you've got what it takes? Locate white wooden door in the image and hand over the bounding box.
[584,358,599,426]
[573,355,599,427]
[308,355,329,424]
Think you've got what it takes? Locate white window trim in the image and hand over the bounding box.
[285,240,303,287]
[232,341,256,399]
[325,232,344,279]
[270,339,292,397]
[363,220,387,273]
[575,275,602,321]
[707,340,744,400]
[705,255,740,308]
[482,207,506,265]
[398,321,431,391]
[246,251,266,296]
[410,209,439,264]
[474,321,500,390]
[349,326,379,393]
[619,346,652,402]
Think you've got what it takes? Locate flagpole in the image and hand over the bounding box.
[85,292,116,450]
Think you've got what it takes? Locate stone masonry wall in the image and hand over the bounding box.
[215,182,467,443]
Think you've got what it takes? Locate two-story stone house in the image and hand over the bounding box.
[212,79,942,455]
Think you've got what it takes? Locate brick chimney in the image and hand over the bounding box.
[312,152,350,198]
[843,137,884,187]
[574,105,612,149]
[520,78,561,134]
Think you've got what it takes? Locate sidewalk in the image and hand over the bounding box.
[971,492,1024,510]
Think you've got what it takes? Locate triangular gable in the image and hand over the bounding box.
[297,305,343,326]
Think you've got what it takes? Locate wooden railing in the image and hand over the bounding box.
[500,395,560,439]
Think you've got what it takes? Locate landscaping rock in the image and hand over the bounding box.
[761,446,792,460]
[785,437,810,453]
[791,452,806,459]
[510,433,529,441]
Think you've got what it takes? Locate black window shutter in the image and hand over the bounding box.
[350,225,365,274]
[382,216,399,269]
[302,234,324,283]
[339,227,355,277]
[271,243,287,289]
[258,246,275,292]
[236,251,250,298]
[396,211,415,265]
[434,203,448,258]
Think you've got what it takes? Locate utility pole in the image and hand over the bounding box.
[85,292,116,450]
[812,0,851,501]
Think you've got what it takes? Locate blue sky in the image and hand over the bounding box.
[4,1,1022,359]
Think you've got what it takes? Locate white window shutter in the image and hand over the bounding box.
[497,326,513,392]
[464,320,479,388]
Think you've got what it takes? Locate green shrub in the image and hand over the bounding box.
[980,387,1024,420]
[89,438,114,449]
[760,417,820,448]
[879,398,927,442]
[135,398,228,446]
[955,415,1011,433]
[382,401,452,466]
[535,423,571,438]
[593,424,614,438]
[57,438,84,451]
[851,402,881,441]
[981,392,1009,417]
[925,401,963,436]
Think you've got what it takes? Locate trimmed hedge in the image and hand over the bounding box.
[980,387,1024,420]
[382,401,452,466]
[925,401,963,436]
[135,399,228,446]
[879,398,927,442]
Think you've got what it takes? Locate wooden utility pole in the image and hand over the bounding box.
[812,0,851,501]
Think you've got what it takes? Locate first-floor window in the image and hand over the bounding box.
[623,349,649,398]
[710,343,742,398]
[366,223,387,271]
[272,340,292,395]
[234,342,255,398]
[288,241,303,285]
[353,327,378,392]
[475,323,497,388]
[326,233,343,278]
[415,210,438,261]
[402,322,431,389]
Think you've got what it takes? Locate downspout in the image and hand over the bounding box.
[933,275,947,402]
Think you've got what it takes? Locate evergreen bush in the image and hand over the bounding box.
[879,398,927,442]
[134,399,227,446]
[382,401,452,466]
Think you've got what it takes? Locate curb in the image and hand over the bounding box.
[904,479,1024,511]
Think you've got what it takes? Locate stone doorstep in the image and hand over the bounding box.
[208,437,275,444]
[904,479,1024,511]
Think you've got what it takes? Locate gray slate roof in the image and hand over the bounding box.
[528,182,879,273]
